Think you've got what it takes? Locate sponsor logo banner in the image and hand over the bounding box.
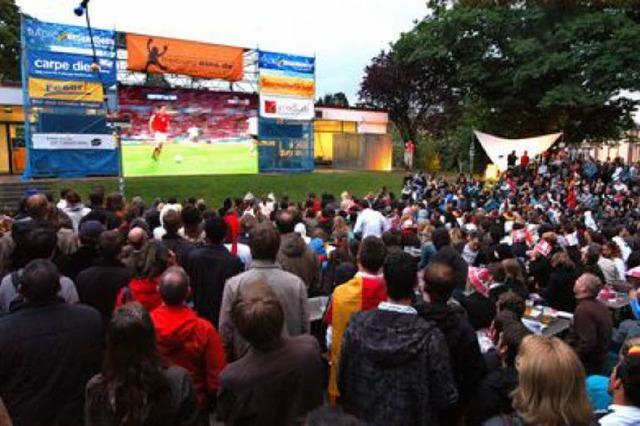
[23,18,116,57]
[28,77,104,105]
[259,73,315,98]
[126,33,244,81]
[258,50,314,75]
[260,95,314,120]
[32,133,116,150]
[27,51,116,86]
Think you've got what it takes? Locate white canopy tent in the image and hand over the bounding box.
[474,130,563,172]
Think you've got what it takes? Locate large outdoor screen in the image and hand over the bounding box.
[118,87,258,177]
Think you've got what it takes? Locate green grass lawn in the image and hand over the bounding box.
[122,141,258,177]
[54,171,405,208]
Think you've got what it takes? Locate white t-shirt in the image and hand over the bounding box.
[353,208,390,239]
[225,243,252,269]
[599,404,640,426]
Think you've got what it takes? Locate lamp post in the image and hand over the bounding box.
[469,133,475,175]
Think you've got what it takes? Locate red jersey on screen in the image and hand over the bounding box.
[151,112,170,133]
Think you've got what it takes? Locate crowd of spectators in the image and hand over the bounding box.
[0,146,639,425]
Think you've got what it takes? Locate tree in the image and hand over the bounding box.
[409,3,640,144]
[358,47,457,143]
[317,92,350,107]
[0,0,22,82]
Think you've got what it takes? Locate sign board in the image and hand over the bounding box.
[32,133,116,150]
[260,95,314,120]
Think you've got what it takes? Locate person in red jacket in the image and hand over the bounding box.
[115,240,169,312]
[151,266,226,418]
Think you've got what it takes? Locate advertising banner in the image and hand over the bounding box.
[32,133,116,150]
[23,18,116,57]
[258,51,314,75]
[260,95,314,120]
[28,77,104,105]
[126,33,244,81]
[259,74,315,98]
[27,51,117,86]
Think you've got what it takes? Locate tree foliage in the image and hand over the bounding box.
[317,92,350,107]
[358,48,457,143]
[0,0,22,82]
[359,1,640,168]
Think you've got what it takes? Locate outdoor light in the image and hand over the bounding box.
[73,0,89,17]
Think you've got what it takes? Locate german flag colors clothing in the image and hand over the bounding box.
[323,272,387,402]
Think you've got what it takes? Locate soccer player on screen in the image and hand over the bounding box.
[149,105,169,161]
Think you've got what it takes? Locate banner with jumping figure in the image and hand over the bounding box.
[126,33,244,81]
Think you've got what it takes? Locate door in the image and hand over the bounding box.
[0,125,10,174]
[9,124,25,174]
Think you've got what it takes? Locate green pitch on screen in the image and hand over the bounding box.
[122,142,258,177]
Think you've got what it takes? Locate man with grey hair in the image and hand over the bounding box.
[150,266,226,418]
[566,273,613,374]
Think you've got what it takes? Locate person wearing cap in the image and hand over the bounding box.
[57,220,104,282]
[599,347,640,425]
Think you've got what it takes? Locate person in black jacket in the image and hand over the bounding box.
[76,230,133,323]
[340,252,458,425]
[414,261,486,424]
[431,227,468,289]
[160,209,194,267]
[186,217,244,326]
[543,251,579,312]
[467,310,531,425]
[57,220,104,281]
[0,259,103,425]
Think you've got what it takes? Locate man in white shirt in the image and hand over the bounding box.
[599,350,640,425]
[353,203,390,239]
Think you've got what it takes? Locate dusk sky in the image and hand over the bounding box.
[17,0,428,103]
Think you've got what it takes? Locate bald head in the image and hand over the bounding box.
[574,273,603,300]
[127,227,148,250]
[159,266,189,305]
[26,194,49,220]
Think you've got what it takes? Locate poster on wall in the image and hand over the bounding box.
[259,74,315,98]
[27,51,117,86]
[260,95,314,120]
[28,77,104,106]
[118,86,258,177]
[32,133,116,150]
[23,17,116,57]
[126,33,244,81]
[258,51,315,75]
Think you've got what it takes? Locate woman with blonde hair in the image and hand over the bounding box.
[485,335,594,426]
[450,227,465,252]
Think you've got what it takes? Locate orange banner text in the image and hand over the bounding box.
[259,74,315,98]
[126,33,244,81]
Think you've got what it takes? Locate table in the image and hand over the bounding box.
[522,316,572,337]
[599,296,630,310]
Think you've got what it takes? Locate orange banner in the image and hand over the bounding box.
[259,74,315,98]
[126,33,244,81]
